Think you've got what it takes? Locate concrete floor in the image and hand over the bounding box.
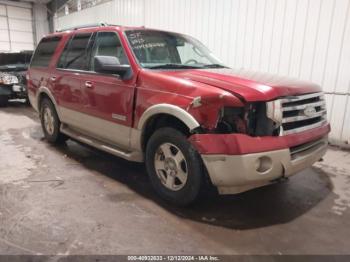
[0,101,350,255]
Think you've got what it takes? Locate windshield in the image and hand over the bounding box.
[125,30,226,69]
[0,52,32,67]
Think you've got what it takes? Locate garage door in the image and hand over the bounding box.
[0,3,34,52]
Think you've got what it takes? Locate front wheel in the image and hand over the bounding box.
[145,127,205,206]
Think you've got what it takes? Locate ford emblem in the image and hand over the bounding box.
[304,106,317,117]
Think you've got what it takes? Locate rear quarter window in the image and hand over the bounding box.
[30,36,62,68]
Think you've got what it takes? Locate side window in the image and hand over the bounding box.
[90,32,129,71]
[30,36,61,68]
[57,33,92,70]
[56,38,71,69]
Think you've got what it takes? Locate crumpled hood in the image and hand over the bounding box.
[160,68,322,102]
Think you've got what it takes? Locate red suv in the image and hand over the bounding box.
[27,24,330,206]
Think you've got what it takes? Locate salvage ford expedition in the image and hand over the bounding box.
[27,23,330,206]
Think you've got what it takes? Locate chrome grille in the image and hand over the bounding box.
[281,92,327,135]
[267,92,327,135]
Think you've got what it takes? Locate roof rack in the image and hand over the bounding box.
[56,22,111,32]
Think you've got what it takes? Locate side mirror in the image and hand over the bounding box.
[94,56,131,79]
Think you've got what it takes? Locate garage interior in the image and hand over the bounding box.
[1,0,350,259]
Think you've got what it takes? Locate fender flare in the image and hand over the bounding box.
[37,86,57,108]
[137,103,200,131]
[36,86,61,117]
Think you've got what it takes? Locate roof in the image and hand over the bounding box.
[44,24,177,39]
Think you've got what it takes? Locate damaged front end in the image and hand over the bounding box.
[215,103,281,136]
[187,93,329,195]
[189,94,281,138]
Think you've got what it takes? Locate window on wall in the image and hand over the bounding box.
[90,32,129,71]
[30,36,61,68]
[56,0,111,18]
[57,33,93,70]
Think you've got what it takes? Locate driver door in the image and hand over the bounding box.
[79,31,135,150]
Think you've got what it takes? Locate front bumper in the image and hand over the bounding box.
[0,85,12,96]
[190,124,330,194]
[0,84,27,98]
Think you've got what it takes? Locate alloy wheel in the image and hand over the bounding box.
[154,142,188,191]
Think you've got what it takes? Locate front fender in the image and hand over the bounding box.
[137,103,200,131]
[135,87,245,132]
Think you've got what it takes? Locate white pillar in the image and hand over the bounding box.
[33,3,50,45]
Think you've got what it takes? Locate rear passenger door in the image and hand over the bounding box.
[53,33,94,129]
[28,36,62,109]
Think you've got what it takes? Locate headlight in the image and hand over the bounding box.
[266,99,283,125]
[216,103,281,136]
[216,107,247,134]
[0,74,18,85]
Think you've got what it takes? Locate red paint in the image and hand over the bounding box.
[189,124,330,155]
[28,25,330,153]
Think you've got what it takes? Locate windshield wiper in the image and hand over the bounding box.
[203,64,227,68]
[145,64,203,69]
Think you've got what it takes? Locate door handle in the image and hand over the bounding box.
[50,76,57,82]
[85,81,93,88]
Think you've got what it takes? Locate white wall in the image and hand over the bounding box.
[55,0,350,147]
[55,0,144,30]
[33,3,50,44]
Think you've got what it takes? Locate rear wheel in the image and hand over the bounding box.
[40,98,67,144]
[145,127,204,206]
[0,96,9,107]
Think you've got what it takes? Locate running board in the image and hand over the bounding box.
[60,124,143,162]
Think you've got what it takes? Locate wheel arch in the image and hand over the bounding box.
[37,87,59,115]
[137,104,201,152]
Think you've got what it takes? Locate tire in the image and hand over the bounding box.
[0,96,9,107]
[40,98,68,144]
[145,127,205,206]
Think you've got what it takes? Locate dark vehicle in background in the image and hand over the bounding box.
[0,51,33,107]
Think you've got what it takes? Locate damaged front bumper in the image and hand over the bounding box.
[189,124,330,194]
